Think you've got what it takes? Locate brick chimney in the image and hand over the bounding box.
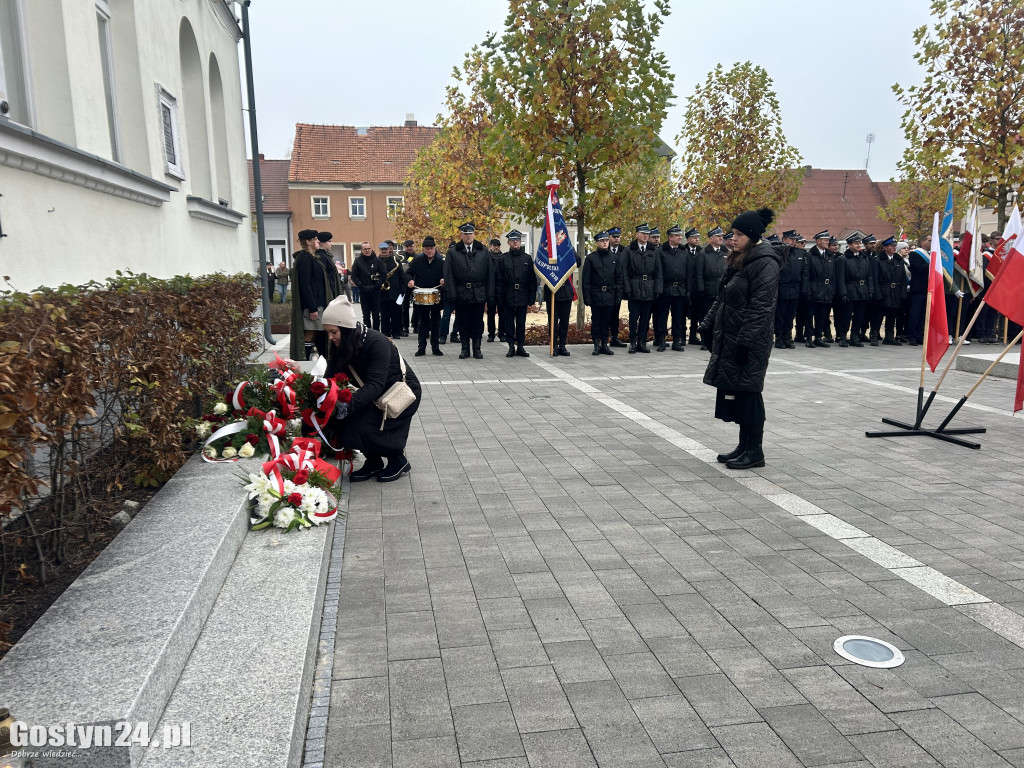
[405,113,417,127]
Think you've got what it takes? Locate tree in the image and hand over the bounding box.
[479,0,675,325]
[588,150,685,234]
[677,62,803,234]
[393,54,512,247]
[878,143,953,239]
[893,0,1024,230]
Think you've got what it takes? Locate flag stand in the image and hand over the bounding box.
[916,299,987,425]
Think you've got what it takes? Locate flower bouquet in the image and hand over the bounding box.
[243,437,344,531]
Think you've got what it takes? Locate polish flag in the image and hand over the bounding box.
[983,220,1024,412]
[956,200,984,296]
[926,212,949,372]
[988,206,1022,282]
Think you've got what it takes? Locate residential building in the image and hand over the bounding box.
[0,0,251,290]
[776,168,894,244]
[287,118,439,266]
[248,154,292,268]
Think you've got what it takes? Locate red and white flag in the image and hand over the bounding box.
[988,205,1022,282]
[926,212,949,372]
[983,218,1024,412]
[956,200,984,296]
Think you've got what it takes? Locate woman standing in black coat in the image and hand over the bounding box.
[320,296,422,483]
[698,208,782,470]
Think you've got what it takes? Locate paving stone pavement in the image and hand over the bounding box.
[321,337,1024,768]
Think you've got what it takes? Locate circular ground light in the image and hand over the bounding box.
[833,635,905,668]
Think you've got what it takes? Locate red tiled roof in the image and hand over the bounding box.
[248,158,291,213]
[288,124,440,185]
[776,169,894,241]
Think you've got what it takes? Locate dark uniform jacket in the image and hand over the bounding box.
[581,248,623,307]
[379,254,407,302]
[543,255,582,303]
[623,242,663,301]
[775,245,807,301]
[908,249,930,293]
[495,248,538,307]
[294,250,330,312]
[658,243,693,298]
[695,245,727,295]
[350,252,385,295]
[443,240,494,304]
[841,251,875,302]
[315,249,343,298]
[872,253,908,307]
[701,242,783,393]
[407,253,444,289]
[803,245,840,303]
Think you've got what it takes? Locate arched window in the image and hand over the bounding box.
[178,18,212,200]
[208,53,231,205]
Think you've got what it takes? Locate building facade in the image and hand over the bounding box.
[287,121,439,267]
[248,155,291,269]
[0,0,251,290]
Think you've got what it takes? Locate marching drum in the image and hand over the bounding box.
[413,288,441,306]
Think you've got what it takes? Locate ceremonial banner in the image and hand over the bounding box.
[927,212,949,372]
[988,205,1022,282]
[939,186,956,286]
[535,179,577,293]
[955,199,984,297]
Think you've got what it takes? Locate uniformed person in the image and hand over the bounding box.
[684,228,703,344]
[406,236,445,356]
[495,230,536,358]
[837,234,874,347]
[803,230,839,347]
[648,227,661,249]
[314,231,344,356]
[654,225,692,351]
[607,226,628,346]
[694,226,728,350]
[869,236,905,345]
[624,224,662,353]
[543,255,581,357]
[827,236,843,343]
[581,231,623,355]
[774,231,806,349]
[443,222,495,359]
[349,241,385,331]
[378,241,406,340]
[401,239,417,336]
[486,238,506,343]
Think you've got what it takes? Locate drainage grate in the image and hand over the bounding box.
[833,635,905,668]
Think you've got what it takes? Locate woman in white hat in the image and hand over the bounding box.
[319,296,422,482]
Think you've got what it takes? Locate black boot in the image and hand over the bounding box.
[473,337,484,359]
[450,331,461,344]
[599,341,614,355]
[557,345,570,357]
[726,422,765,470]
[593,342,601,356]
[516,345,530,357]
[415,345,427,357]
[507,343,516,358]
[655,337,667,352]
[351,454,385,482]
[716,425,747,463]
[459,339,470,359]
[610,338,627,348]
[378,453,411,482]
[487,333,495,342]
[628,341,637,354]
[671,339,684,351]
[432,346,444,356]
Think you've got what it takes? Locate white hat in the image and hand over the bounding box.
[321,296,358,328]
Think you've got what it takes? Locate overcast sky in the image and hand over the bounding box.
[243,0,929,180]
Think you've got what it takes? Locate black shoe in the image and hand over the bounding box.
[672,340,684,351]
[859,333,870,342]
[516,346,530,357]
[473,338,483,359]
[637,344,651,353]
[794,335,805,343]
[593,344,601,356]
[599,342,614,355]
[870,339,879,346]
[814,339,830,348]
[717,427,747,463]
[610,339,627,348]
[775,340,786,350]
[898,335,909,343]
[351,455,384,482]
[839,339,849,348]
[556,346,570,357]
[823,335,834,343]
[785,340,795,349]
[628,343,637,354]
[415,348,426,357]
[438,335,446,345]
[507,345,516,358]
[487,334,495,342]
[450,332,461,344]
[459,340,470,359]
[378,454,411,482]
[805,340,815,348]
[851,340,864,347]
[700,343,709,351]
[656,341,667,352]
[432,347,443,356]
[909,340,920,346]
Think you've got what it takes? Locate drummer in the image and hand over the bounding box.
[406,235,445,356]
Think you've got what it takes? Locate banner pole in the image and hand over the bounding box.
[955,294,963,341]
[549,294,555,357]
[917,299,987,424]
[933,329,1024,432]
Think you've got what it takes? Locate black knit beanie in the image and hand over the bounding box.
[730,208,775,241]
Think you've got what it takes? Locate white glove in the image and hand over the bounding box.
[955,290,965,299]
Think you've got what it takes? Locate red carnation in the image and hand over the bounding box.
[338,388,353,403]
[287,492,303,506]
[245,434,260,446]
[292,469,310,485]
[332,373,349,385]
[310,381,327,395]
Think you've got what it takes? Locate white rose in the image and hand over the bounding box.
[195,421,212,438]
[221,446,237,459]
[203,446,218,459]
[213,402,228,415]
[238,442,256,459]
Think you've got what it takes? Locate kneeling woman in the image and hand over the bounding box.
[319,296,422,482]
[698,208,781,469]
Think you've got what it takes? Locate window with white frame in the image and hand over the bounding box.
[386,195,404,220]
[157,87,184,178]
[351,243,364,261]
[312,196,330,218]
[349,196,366,219]
[0,0,30,125]
[95,0,121,162]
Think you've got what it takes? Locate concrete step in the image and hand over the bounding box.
[0,454,250,768]
[137,477,347,768]
[956,348,1021,379]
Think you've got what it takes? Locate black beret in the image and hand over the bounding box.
[317,231,332,242]
[298,229,319,241]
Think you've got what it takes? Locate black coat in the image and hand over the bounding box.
[324,328,421,456]
[873,253,908,307]
[841,251,875,301]
[623,242,662,301]
[658,244,693,298]
[316,249,343,298]
[350,253,386,295]
[581,248,623,307]
[695,245,727,295]
[701,241,782,393]
[406,253,444,289]
[803,246,840,303]
[776,245,807,301]
[294,249,333,312]
[379,255,407,302]
[443,241,495,304]
[496,248,538,307]
[908,249,929,293]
